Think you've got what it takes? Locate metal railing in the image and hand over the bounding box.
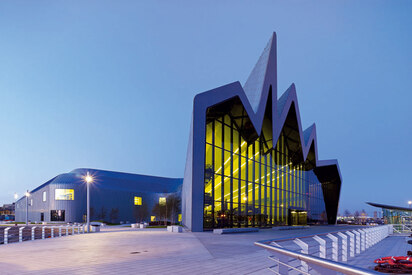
[255,225,392,274]
[255,242,379,275]
[392,224,412,234]
[1,225,85,245]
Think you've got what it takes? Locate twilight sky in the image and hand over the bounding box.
[0,1,411,215]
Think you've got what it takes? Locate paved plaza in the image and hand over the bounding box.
[0,225,406,274]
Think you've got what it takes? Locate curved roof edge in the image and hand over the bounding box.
[367,202,412,212]
[70,168,183,181]
[22,168,183,200]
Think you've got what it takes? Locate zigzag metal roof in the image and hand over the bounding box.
[194,32,341,183]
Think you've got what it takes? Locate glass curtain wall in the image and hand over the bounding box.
[382,209,412,225]
[204,114,326,229]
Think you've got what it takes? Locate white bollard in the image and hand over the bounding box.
[327,234,338,261]
[364,229,370,249]
[346,231,355,258]
[313,235,326,258]
[359,229,366,251]
[352,230,360,254]
[59,226,62,237]
[31,226,37,241]
[19,227,25,242]
[4,227,11,244]
[389,224,393,235]
[293,238,309,273]
[337,232,348,262]
[42,226,45,239]
[353,230,361,254]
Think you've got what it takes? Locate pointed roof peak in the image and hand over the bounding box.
[243,32,277,113]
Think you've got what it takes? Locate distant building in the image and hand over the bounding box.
[15,168,182,224]
[367,202,412,225]
[0,203,15,221]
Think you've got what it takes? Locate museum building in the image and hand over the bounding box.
[182,33,342,232]
[15,32,342,232]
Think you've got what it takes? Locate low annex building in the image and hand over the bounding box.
[15,168,182,224]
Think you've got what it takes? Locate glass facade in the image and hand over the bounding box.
[203,114,327,229]
[382,208,412,225]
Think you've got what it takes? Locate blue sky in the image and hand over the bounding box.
[0,1,411,215]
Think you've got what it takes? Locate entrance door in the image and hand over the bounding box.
[288,209,307,226]
[40,212,44,222]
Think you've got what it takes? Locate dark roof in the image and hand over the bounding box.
[367,202,412,212]
[18,168,182,202]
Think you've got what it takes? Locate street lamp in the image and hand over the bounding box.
[408,201,412,208]
[14,193,18,201]
[84,172,94,233]
[25,190,30,226]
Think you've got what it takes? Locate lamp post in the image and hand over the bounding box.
[25,190,30,226]
[14,193,18,201]
[408,201,412,208]
[84,172,93,232]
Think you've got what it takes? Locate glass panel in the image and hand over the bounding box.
[55,189,74,200]
[134,196,142,205]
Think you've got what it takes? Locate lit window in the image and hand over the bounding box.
[159,197,166,206]
[51,210,65,221]
[151,216,156,222]
[42,191,47,202]
[55,189,74,200]
[134,196,142,205]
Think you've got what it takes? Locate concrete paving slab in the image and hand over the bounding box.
[0,225,365,274]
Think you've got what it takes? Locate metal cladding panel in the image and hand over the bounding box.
[15,184,50,222]
[15,198,25,222]
[49,183,82,222]
[182,115,194,230]
[182,32,342,231]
